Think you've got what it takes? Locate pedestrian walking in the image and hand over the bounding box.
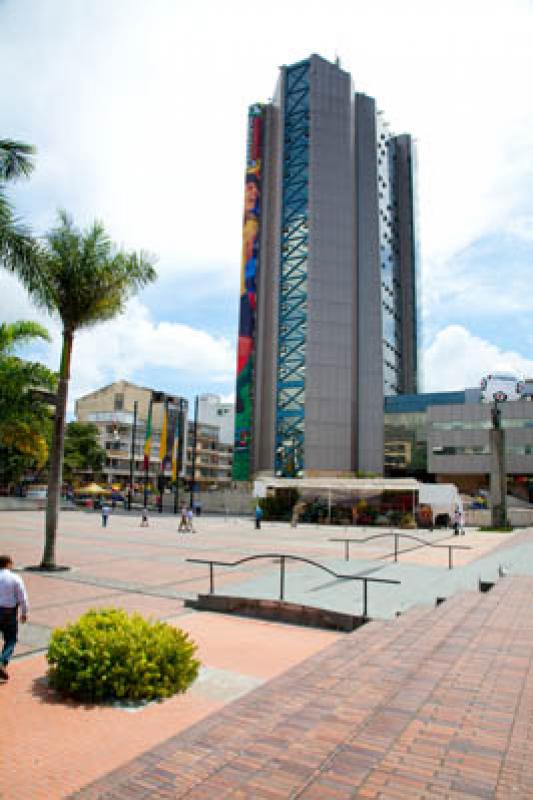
[101,503,110,528]
[453,507,464,536]
[186,507,195,533]
[255,504,262,530]
[178,506,188,533]
[140,509,149,527]
[0,555,29,681]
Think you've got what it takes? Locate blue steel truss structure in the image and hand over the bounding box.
[275,61,310,476]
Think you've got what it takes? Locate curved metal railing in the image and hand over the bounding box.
[186,553,400,618]
[330,532,470,569]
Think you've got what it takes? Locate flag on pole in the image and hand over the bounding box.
[171,411,180,480]
[143,401,153,470]
[159,401,168,464]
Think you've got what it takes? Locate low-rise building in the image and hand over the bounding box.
[384,391,533,499]
[186,421,233,491]
[197,394,234,445]
[75,382,234,492]
[74,381,188,488]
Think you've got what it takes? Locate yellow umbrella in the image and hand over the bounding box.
[74,483,111,495]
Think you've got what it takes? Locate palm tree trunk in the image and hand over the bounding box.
[41,329,73,568]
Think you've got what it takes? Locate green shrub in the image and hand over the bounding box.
[259,488,299,521]
[46,607,200,702]
[479,525,513,533]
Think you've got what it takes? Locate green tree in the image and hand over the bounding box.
[0,321,56,485]
[63,421,105,484]
[18,211,156,568]
[0,139,41,286]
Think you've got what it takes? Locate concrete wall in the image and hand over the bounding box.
[194,490,255,515]
[465,507,533,527]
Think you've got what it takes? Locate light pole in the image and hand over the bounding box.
[128,400,138,511]
[490,392,508,527]
[173,397,187,514]
[189,395,199,510]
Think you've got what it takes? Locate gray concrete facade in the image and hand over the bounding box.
[250,55,418,478]
[305,57,355,472]
[428,400,533,476]
[395,134,419,394]
[354,92,384,474]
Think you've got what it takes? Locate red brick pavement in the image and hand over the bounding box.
[71,577,533,799]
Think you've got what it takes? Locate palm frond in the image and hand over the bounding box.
[0,321,50,355]
[0,188,43,289]
[0,139,36,181]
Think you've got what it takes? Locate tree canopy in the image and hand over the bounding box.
[63,422,105,484]
[0,321,56,485]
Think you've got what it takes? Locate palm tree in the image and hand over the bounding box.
[0,321,54,485]
[0,140,41,288]
[24,210,156,568]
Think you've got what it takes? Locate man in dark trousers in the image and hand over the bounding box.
[0,554,29,681]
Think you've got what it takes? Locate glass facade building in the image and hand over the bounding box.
[234,55,420,480]
[384,392,533,499]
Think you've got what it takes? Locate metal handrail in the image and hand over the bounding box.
[330,533,471,570]
[186,553,400,618]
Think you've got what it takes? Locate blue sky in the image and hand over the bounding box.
[2,0,533,412]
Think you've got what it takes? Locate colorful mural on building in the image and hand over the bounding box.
[233,104,263,480]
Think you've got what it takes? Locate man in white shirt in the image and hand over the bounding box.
[0,555,29,681]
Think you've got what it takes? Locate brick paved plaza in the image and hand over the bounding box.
[1,508,533,798]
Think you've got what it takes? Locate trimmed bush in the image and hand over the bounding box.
[46,607,200,702]
[400,513,416,529]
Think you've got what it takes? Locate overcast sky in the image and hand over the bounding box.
[2,0,533,411]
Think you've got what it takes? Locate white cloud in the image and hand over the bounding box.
[423,325,533,392]
[5,288,235,413]
[67,299,234,407]
[2,0,533,397]
[4,0,533,275]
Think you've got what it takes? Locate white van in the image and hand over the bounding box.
[480,374,522,403]
[418,483,462,529]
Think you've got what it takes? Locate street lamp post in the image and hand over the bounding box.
[189,395,199,511]
[490,393,508,527]
[173,398,187,514]
[128,400,138,511]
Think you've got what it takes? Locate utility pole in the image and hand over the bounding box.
[127,400,138,511]
[173,398,187,514]
[190,395,199,510]
[490,393,508,527]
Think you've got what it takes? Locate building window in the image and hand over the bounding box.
[114,393,124,411]
[432,445,489,456]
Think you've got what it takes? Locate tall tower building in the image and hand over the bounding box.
[233,54,419,480]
